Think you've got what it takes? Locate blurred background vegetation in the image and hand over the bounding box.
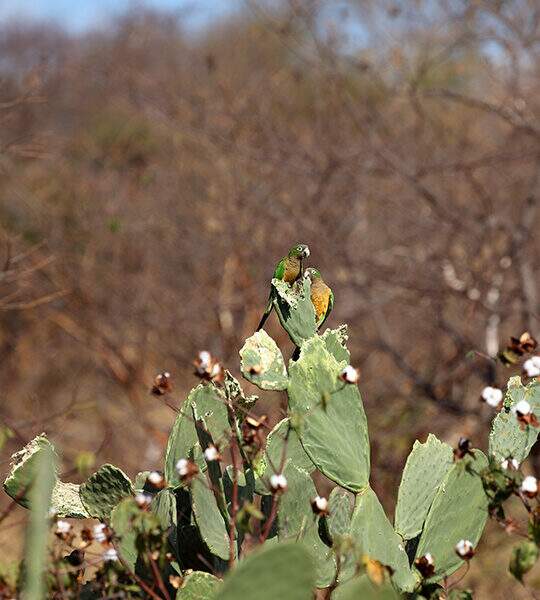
[0,1,538,597]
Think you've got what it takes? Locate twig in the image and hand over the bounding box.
[148,553,171,600]
[229,435,239,568]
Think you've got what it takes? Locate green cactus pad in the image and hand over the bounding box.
[224,371,258,416]
[165,384,230,486]
[151,488,177,530]
[350,487,417,592]
[177,570,221,599]
[50,481,90,519]
[327,486,353,542]
[415,451,489,581]
[287,336,370,491]
[215,541,315,600]
[277,463,336,587]
[394,434,454,540]
[3,433,89,518]
[264,418,315,478]
[111,497,141,569]
[23,445,56,600]
[191,475,232,561]
[3,434,57,509]
[240,331,289,391]
[489,378,540,463]
[321,325,350,363]
[272,278,317,346]
[333,574,399,600]
[79,464,134,519]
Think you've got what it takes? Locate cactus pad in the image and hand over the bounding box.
[79,464,134,519]
[395,434,454,540]
[240,331,289,391]
[287,336,370,491]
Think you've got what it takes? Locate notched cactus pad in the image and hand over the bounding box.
[489,377,540,463]
[3,434,89,518]
[395,434,454,540]
[224,371,258,415]
[415,450,489,581]
[321,325,350,363]
[4,434,57,509]
[240,330,289,391]
[178,571,221,599]
[288,336,370,491]
[80,464,134,519]
[350,487,417,592]
[215,541,315,600]
[272,278,317,346]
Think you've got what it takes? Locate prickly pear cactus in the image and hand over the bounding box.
[272,278,317,346]
[277,463,336,587]
[177,570,221,599]
[215,541,315,600]
[350,487,417,592]
[415,451,489,581]
[394,434,454,541]
[3,434,89,518]
[287,335,370,491]
[489,377,540,463]
[240,330,288,390]
[165,383,230,485]
[79,464,134,519]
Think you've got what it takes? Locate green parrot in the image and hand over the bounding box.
[256,243,310,331]
[303,267,334,329]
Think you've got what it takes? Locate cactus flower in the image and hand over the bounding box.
[524,357,540,378]
[102,548,118,562]
[339,365,360,384]
[270,473,288,493]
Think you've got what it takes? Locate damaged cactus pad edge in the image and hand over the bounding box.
[3,278,540,599]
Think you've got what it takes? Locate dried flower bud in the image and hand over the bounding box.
[175,458,199,483]
[193,351,224,383]
[242,415,267,449]
[80,527,93,543]
[55,520,72,539]
[135,492,153,509]
[524,357,540,378]
[310,496,329,516]
[169,575,182,589]
[146,471,166,491]
[151,371,172,396]
[362,556,393,585]
[414,554,435,578]
[93,523,111,544]
[64,548,85,567]
[481,386,503,408]
[269,473,288,493]
[339,365,360,385]
[102,548,118,562]
[455,539,474,560]
[454,437,474,460]
[513,400,539,429]
[204,445,220,462]
[501,458,520,471]
[520,476,538,498]
[519,332,538,353]
[248,364,262,375]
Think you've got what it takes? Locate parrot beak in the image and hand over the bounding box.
[302,247,310,259]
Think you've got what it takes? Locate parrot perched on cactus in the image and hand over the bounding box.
[304,267,334,329]
[256,243,310,331]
